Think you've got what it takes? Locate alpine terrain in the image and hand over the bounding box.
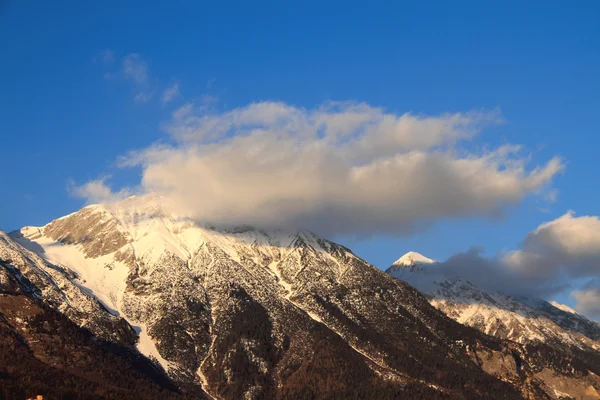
[0,230,190,399]
[0,194,589,399]
[388,252,600,400]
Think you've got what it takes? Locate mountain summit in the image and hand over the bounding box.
[392,251,436,266]
[388,251,436,273]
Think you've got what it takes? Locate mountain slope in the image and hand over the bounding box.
[387,251,600,400]
[8,195,530,399]
[0,231,192,400]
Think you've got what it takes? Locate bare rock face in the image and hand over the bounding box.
[43,206,131,259]
[388,251,600,400]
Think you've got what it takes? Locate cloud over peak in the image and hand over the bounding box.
[67,176,131,205]
[73,100,563,237]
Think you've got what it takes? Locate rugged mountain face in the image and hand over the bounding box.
[5,195,534,399]
[0,230,136,344]
[0,231,191,399]
[387,251,600,400]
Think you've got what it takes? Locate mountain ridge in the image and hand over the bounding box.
[388,250,600,399]
[4,196,595,399]
[6,196,527,399]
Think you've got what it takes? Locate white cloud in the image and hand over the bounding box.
[161,81,180,104]
[134,91,154,103]
[123,53,148,84]
[572,283,600,318]
[432,211,600,318]
[427,247,572,298]
[172,102,194,119]
[98,100,562,236]
[68,177,132,204]
[498,211,600,318]
[504,211,600,279]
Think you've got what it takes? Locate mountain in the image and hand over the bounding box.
[387,251,600,400]
[390,251,436,269]
[3,195,539,399]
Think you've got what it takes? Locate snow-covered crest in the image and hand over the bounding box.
[387,250,600,351]
[391,251,436,267]
[9,194,360,374]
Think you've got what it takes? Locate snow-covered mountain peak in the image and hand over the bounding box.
[13,193,347,262]
[9,197,357,318]
[389,251,436,273]
[393,251,435,266]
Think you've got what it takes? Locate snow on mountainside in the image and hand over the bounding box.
[0,230,187,399]
[549,301,579,315]
[0,230,136,344]
[9,195,535,399]
[387,251,600,399]
[387,251,600,348]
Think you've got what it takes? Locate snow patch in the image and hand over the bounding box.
[132,324,172,372]
[14,234,129,313]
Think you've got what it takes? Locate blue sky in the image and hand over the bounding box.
[1,2,600,310]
